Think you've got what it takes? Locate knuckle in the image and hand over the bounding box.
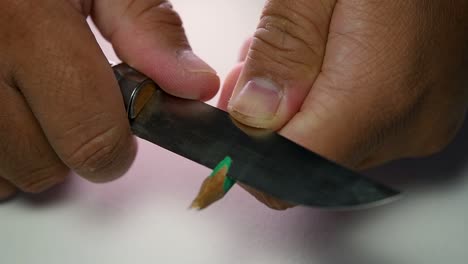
[109,0,189,49]
[0,178,16,200]
[416,140,450,157]
[141,1,182,27]
[0,115,68,193]
[1,0,38,28]
[1,0,23,13]
[416,121,462,157]
[1,1,25,34]
[15,163,67,193]
[249,1,327,77]
[129,1,184,31]
[263,198,294,210]
[241,183,294,210]
[68,0,92,14]
[63,123,128,177]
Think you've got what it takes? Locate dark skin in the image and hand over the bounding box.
[0,0,219,198]
[219,0,468,208]
[1,1,467,210]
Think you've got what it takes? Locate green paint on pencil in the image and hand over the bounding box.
[209,156,232,178]
[189,156,236,210]
[210,156,236,194]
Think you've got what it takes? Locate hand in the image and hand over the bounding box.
[0,0,219,200]
[219,0,468,209]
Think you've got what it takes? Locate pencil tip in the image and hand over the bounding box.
[189,201,203,210]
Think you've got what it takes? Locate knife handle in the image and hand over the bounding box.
[112,63,157,120]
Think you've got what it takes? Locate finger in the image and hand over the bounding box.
[0,177,16,200]
[219,64,295,210]
[8,1,136,182]
[220,64,295,210]
[238,183,294,210]
[227,0,336,129]
[238,37,253,62]
[218,63,243,111]
[218,36,251,110]
[219,62,293,210]
[92,0,220,101]
[0,81,68,193]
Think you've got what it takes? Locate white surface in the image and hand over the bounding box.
[1,1,468,263]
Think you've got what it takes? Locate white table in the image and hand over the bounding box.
[1,1,468,263]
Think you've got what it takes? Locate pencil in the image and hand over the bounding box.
[190,156,235,210]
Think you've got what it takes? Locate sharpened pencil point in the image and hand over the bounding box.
[189,156,235,210]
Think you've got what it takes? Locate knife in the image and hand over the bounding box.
[112,63,400,209]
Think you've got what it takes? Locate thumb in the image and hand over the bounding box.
[227,0,336,129]
[92,0,219,101]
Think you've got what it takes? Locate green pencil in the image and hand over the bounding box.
[190,156,236,210]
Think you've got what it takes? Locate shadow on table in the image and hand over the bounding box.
[293,117,468,264]
[367,116,468,188]
[10,115,468,264]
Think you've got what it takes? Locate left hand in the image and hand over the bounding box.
[0,0,219,200]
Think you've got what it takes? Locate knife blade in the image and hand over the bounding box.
[113,63,400,209]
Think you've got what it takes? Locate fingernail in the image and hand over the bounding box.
[228,78,283,125]
[179,50,217,74]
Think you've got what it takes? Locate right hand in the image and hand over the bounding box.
[219,0,468,209]
[0,0,219,200]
